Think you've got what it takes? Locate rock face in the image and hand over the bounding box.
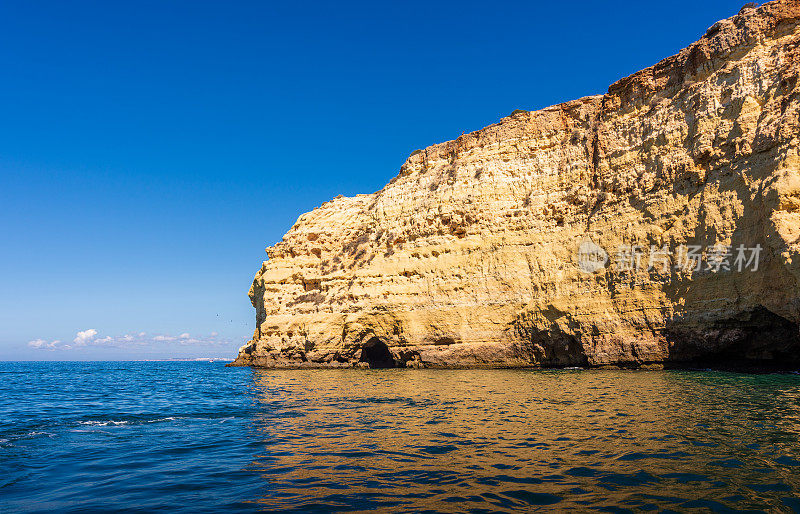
[232,0,800,369]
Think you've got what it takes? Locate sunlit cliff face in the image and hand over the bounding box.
[234,1,800,369]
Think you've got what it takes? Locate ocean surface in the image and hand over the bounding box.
[2,363,800,512]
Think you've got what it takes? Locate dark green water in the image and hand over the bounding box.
[2,362,800,512]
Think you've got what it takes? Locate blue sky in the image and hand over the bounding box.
[0,0,748,360]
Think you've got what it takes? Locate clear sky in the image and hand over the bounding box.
[0,0,749,360]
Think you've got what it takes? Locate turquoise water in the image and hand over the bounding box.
[2,362,800,512]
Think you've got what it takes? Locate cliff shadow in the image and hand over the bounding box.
[509,308,590,367]
[660,154,800,369]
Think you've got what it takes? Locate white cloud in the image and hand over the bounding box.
[28,330,234,351]
[27,338,48,348]
[74,329,98,346]
[28,339,64,350]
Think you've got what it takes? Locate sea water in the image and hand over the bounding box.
[2,361,800,512]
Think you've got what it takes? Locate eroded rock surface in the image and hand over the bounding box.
[232,0,800,369]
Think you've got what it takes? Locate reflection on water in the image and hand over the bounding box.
[246,369,800,511]
[1,363,800,512]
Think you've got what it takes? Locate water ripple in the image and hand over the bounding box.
[2,363,800,511]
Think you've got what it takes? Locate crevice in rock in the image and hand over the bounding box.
[584,96,606,232]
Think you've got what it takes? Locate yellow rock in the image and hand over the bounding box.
[231,0,800,369]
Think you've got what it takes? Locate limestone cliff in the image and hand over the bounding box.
[232,0,800,369]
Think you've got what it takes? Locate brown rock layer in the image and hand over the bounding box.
[232,1,800,369]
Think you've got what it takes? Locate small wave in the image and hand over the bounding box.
[77,417,182,427]
[2,431,56,442]
[78,420,131,426]
[149,417,180,423]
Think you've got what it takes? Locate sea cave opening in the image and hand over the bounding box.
[359,337,395,368]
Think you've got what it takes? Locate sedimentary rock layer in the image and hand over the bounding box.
[232,0,800,368]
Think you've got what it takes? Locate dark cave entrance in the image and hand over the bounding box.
[359,337,395,368]
[666,306,800,369]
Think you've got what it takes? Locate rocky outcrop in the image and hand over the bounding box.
[231,0,800,369]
